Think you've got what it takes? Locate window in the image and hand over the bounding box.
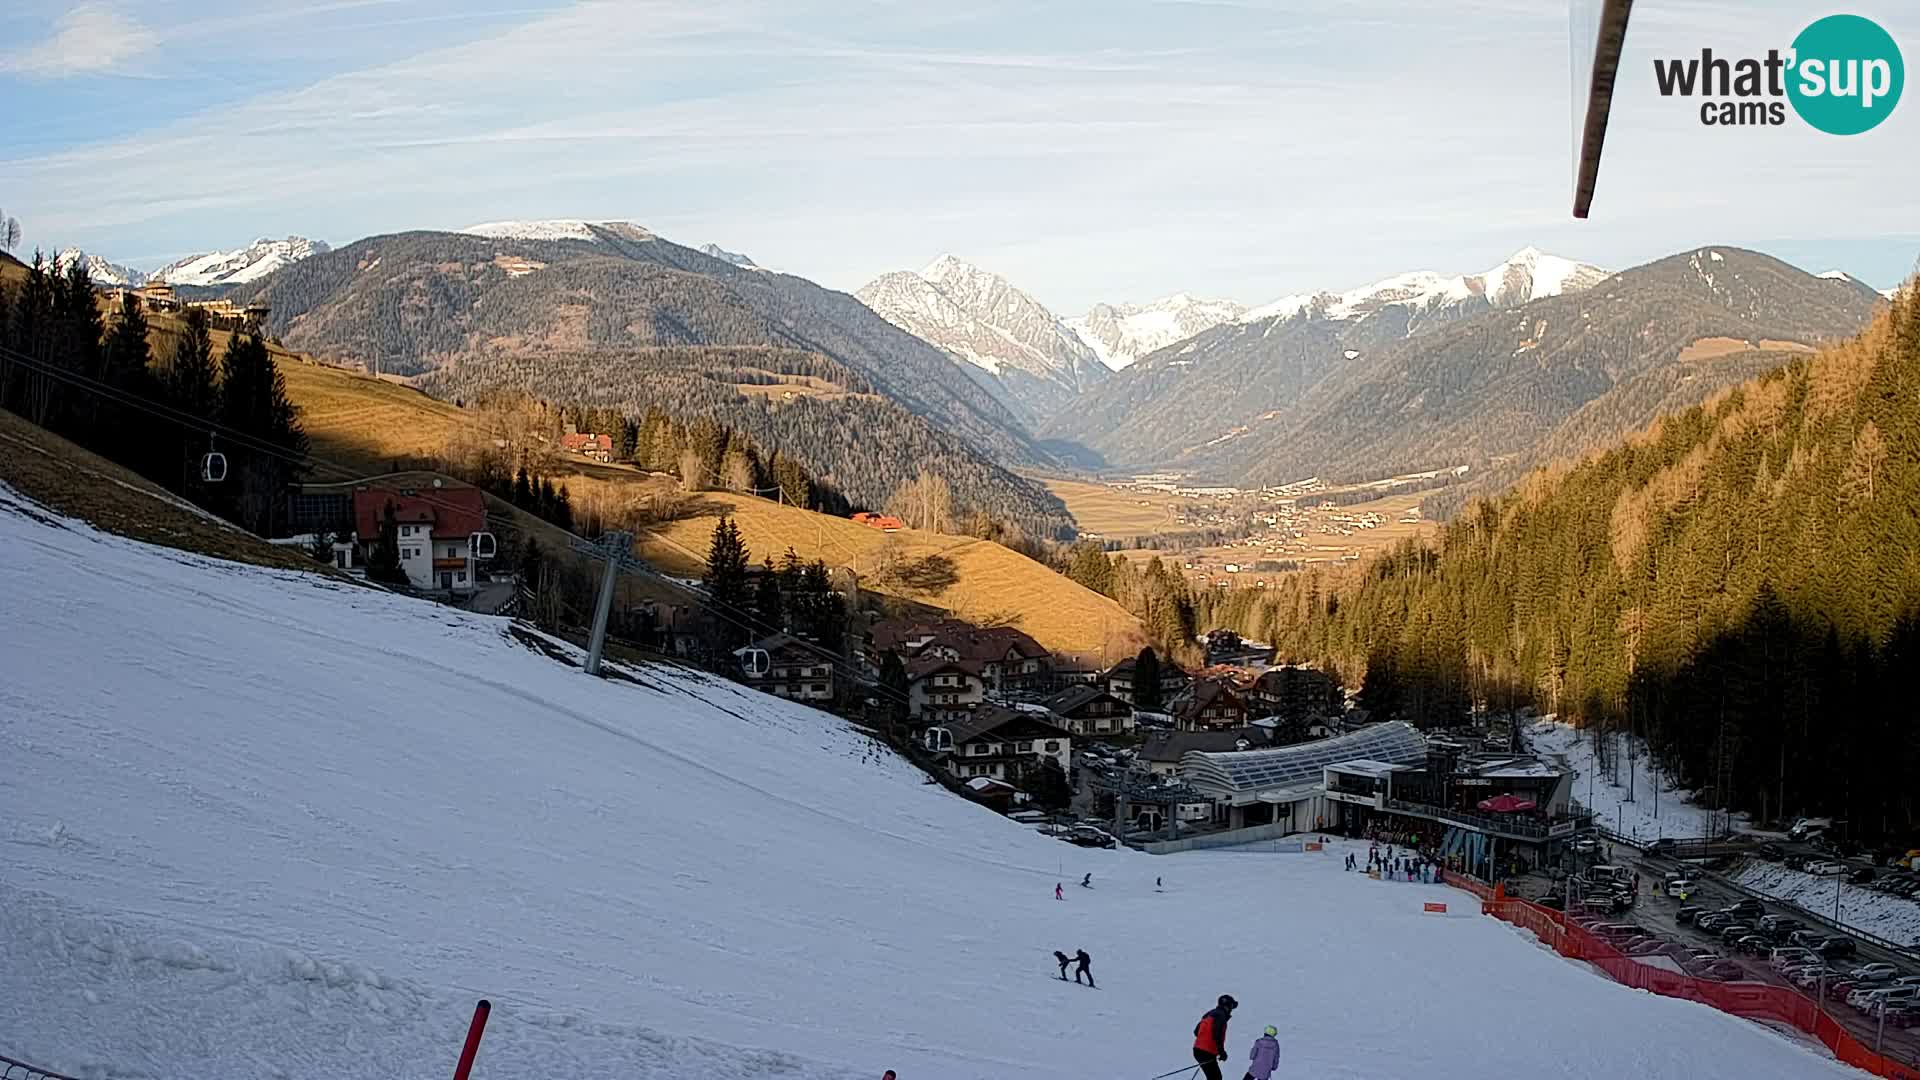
[455,572,466,583]
[971,744,988,756]
[809,684,825,694]
[1045,741,1060,753]
[1017,741,1032,752]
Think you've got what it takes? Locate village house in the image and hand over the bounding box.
[733,634,834,703]
[1170,676,1248,732]
[924,705,1072,783]
[872,618,1053,695]
[560,432,614,462]
[850,512,904,531]
[1104,655,1189,706]
[1247,665,1340,721]
[350,485,489,594]
[907,657,987,723]
[1137,727,1270,777]
[1040,685,1134,737]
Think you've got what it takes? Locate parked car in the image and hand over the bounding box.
[1850,867,1878,885]
[1626,938,1670,956]
[1758,842,1786,861]
[1766,919,1809,943]
[1064,826,1117,849]
[1676,905,1703,925]
[1851,986,1920,1012]
[1789,930,1830,949]
[1533,894,1566,910]
[1805,860,1845,877]
[1646,838,1677,857]
[1720,923,1755,945]
[1819,937,1859,960]
[1571,838,1600,854]
[1702,959,1746,980]
[1724,898,1764,919]
[1791,966,1835,990]
[1770,947,1817,971]
[1733,934,1771,956]
[1666,878,1696,899]
[1850,963,1900,982]
[1697,913,1733,932]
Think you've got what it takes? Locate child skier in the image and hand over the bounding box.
[1242,1026,1279,1080]
[1054,950,1072,980]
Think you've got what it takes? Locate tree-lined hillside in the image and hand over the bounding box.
[1204,289,1920,834]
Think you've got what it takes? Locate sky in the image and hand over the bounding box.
[1,0,1916,311]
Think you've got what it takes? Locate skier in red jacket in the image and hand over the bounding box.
[1191,994,1237,1080]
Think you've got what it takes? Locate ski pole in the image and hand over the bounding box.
[1145,1064,1201,1080]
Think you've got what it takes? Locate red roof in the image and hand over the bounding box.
[352,486,488,542]
[852,512,904,530]
[561,433,613,452]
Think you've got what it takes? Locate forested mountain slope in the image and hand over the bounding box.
[231,226,1043,470]
[1205,289,1920,832]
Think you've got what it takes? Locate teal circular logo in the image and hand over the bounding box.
[1787,14,1903,134]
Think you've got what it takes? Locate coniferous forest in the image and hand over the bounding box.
[0,255,308,535]
[1199,292,1920,839]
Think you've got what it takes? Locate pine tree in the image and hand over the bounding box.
[753,555,784,634]
[217,329,308,534]
[703,516,752,640]
[162,306,221,493]
[99,290,154,468]
[1133,647,1162,712]
[366,503,408,585]
[879,650,910,729]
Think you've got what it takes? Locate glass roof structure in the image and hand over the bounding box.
[1183,722,1427,796]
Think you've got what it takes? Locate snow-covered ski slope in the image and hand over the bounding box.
[0,487,1862,1080]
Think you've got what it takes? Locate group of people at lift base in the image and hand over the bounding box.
[876,995,1281,1080]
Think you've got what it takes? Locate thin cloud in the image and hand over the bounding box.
[3,5,158,77]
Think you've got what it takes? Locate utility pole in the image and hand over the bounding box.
[572,530,641,677]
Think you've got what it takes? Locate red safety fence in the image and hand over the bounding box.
[1474,893,1920,1080]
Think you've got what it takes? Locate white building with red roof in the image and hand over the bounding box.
[351,484,490,593]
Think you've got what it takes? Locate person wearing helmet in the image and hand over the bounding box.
[1243,1026,1279,1080]
[1191,994,1237,1080]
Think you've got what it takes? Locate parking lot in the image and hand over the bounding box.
[1514,844,1920,1066]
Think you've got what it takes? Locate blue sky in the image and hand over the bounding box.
[2,0,1916,311]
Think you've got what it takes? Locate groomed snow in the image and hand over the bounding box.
[0,490,1863,1079]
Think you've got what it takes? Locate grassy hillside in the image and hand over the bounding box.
[0,407,334,575]
[272,358,1144,658]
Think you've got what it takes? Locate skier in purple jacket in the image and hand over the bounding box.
[1242,1026,1280,1080]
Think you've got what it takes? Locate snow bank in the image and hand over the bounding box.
[1527,718,1741,840]
[1734,861,1920,948]
[0,487,1862,1079]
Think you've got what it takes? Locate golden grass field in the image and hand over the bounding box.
[268,355,1145,658]
[1040,477,1204,537]
[0,407,341,576]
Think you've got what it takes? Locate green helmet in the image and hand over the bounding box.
[1264,1026,1278,1037]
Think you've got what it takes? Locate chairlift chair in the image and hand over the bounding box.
[200,451,227,483]
[739,648,770,678]
[469,530,497,560]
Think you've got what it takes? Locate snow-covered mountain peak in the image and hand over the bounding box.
[153,236,329,286]
[698,243,760,270]
[55,248,146,287]
[1238,249,1608,329]
[1068,292,1246,370]
[857,256,1106,418]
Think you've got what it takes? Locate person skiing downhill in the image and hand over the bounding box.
[1073,948,1094,987]
[1055,882,1063,901]
[1191,994,1236,1080]
[1054,950,1072,980]
[1081,872,1092,889]
[1242,1026,1279,1080]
